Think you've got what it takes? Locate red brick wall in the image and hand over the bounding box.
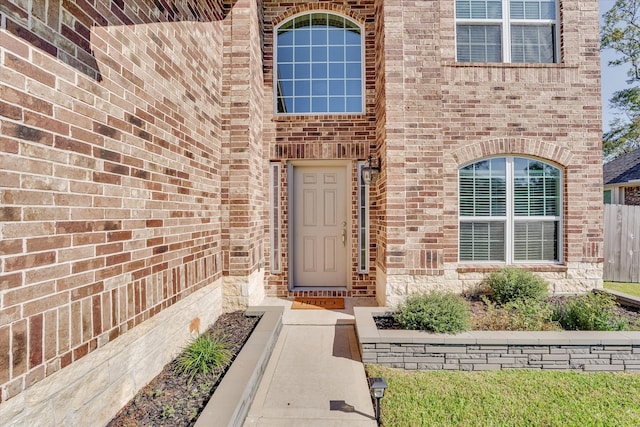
[379,0,603,277]
[372,0,386,274]
[0,0,228,402]
[222,0,266,278]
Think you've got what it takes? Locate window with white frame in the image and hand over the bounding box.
[275,13,363,114]
[459,157,562,263]
[357,162,369,273]
[455,0,558,63]
[269,163,282,273]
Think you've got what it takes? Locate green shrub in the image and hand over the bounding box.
[552,292,628,331]
[476,298,560,331]
[484,267,549,305]
[174,334,232,383]
[394,291,471,334]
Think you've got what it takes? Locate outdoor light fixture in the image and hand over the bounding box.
[361,155,381,185]
[369,376,387,425]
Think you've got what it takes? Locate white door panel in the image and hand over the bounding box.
[292,166,348,287]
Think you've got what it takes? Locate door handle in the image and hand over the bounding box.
[342,221,347,247]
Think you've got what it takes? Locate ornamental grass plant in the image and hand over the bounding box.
[174,333,232,383]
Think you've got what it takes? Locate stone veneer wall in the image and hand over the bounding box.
[223,268,266,311]
[0,281,223,426]
[382,263,602,308]
[355,308,640,372]
[362,341,640,372]
[0,0,267,410]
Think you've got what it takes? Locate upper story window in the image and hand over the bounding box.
[455,0,558,63]
[275,13,363,114]
[459,157,562,263]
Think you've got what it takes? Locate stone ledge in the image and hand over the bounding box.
[355,307,640,346]
[456,264,568,274]
[354,307,640,372]
[595,288,640,309]
[194,306,283,427]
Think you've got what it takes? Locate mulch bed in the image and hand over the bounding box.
[107,311,260,427]
[375,295,640,331]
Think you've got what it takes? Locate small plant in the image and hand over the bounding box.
[199,381,212,394]
[552,292,628,331]
[476,297,560,331]
[484,267,549,305]
[174,334,232,383]
[394,290,471,334]
[161,405,175,421]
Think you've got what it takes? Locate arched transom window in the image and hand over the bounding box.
[275,13,363,114]
[459,157,562,263]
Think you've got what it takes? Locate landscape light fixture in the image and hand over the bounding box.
[361,155,381,185]
[369,376,387,425]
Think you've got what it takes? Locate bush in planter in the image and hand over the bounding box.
[552,292,628,331]
[475,298,561,331]
[484,267,549,305]
[394,291,471,333]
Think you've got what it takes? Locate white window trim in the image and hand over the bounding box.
[273,11,366,116]
[458,156,563,264]
[269,162,282,273]
[357,162,370,273]
[454,0,560,63]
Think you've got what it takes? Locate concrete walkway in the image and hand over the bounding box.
[244,298,378,427]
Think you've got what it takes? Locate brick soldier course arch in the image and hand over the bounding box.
[450,138,574,168]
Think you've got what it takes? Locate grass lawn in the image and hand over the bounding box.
[366,365,640,426]
[605,281,640,298]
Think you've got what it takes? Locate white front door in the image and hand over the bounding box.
[292,165,349,287]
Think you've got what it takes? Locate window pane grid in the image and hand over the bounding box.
[513,220,558,261]
[456,0,557,63]
[456,25,502,62]
[276,13,363,114]
[459,157,561,263]
[510,0,555,19]
[511,24,555,63]
[460,158,506,217]
[460,221,506,261]
[456,0,503,19]
[513,158,559,216]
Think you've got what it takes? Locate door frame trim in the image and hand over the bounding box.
[287,160,352,291]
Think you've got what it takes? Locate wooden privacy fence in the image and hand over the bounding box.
[604,204,640,283]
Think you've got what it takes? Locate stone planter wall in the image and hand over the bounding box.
[355,307,640,372]
[195,306,283,427]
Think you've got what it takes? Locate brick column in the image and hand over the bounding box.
[221,0,266,309]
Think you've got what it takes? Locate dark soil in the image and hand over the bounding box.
[107,311,260,427]
[375,296,640,331]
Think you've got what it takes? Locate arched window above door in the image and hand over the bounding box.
[275,13,364,114]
